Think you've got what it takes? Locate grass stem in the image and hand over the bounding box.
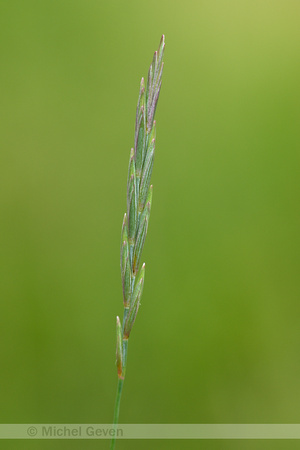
[110,35,165,450]
[110,378,124,450]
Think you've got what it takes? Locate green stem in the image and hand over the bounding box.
[110,310,129,450]
[110,378,124,450]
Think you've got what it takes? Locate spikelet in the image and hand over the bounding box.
[117,36,165,361]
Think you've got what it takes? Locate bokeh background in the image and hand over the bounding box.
[1,1,300,449]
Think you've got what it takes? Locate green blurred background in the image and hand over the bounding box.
[1,1,300,449]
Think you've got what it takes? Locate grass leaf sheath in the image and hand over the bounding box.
[110,35,165,449]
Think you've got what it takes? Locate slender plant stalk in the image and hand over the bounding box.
[110,35,165,450]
